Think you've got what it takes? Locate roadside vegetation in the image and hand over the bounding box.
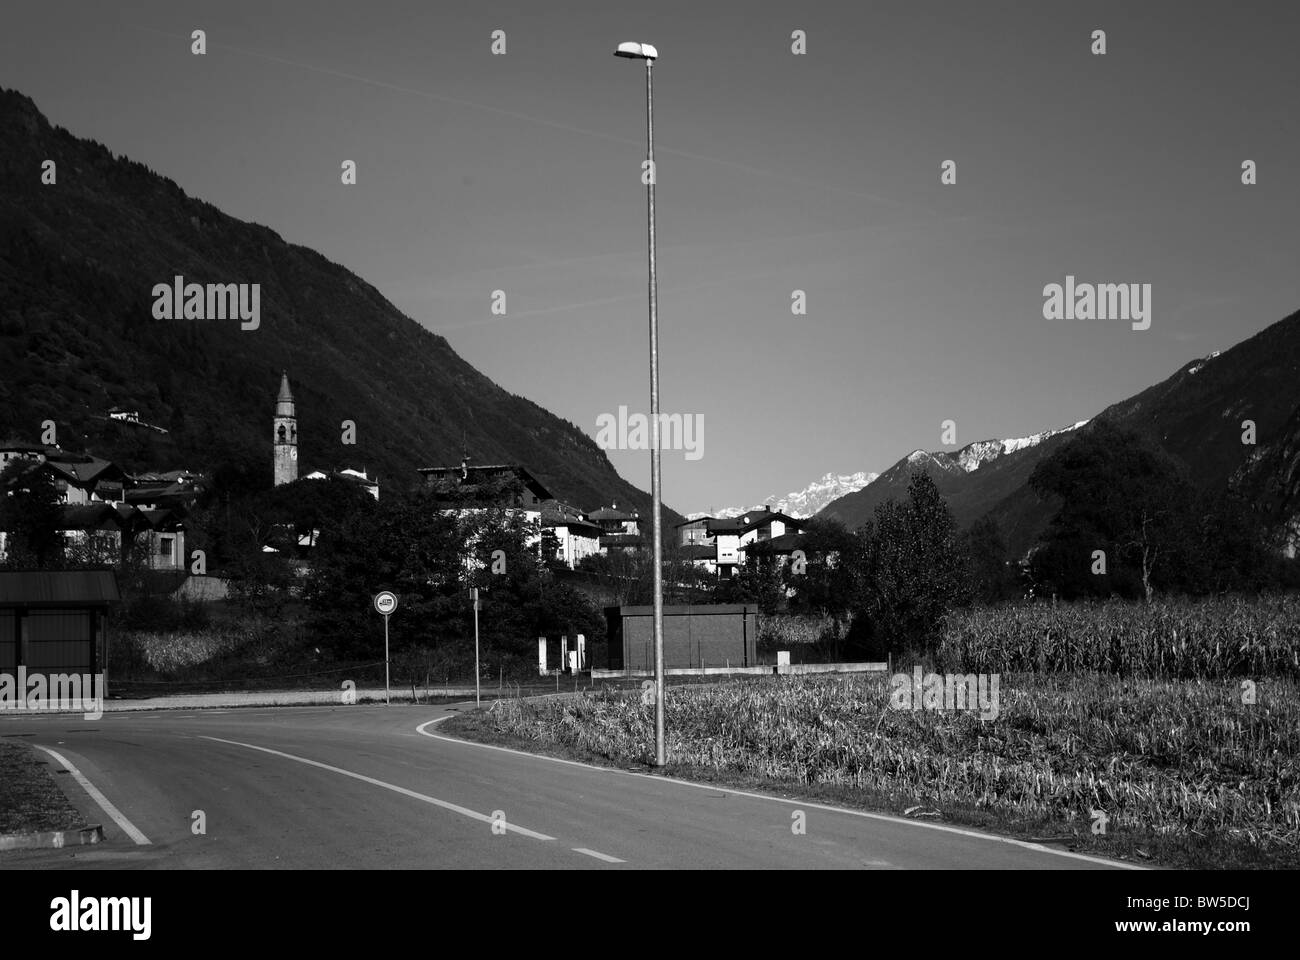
[448,667,1300,869]
[0,742,84,835]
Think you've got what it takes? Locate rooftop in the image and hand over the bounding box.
[0,569,121,606]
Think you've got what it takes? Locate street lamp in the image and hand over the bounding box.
[614,39,665,768]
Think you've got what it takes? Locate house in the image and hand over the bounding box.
[0,442,47,471]
[126,469,205,511]
[675,516,713,547]
[741,530,808,570]
[418,461,554,522]
[540,501,603,568]
[52,504,187,571]
[705,516,746,577]
[135,508,188,571]
[737,508,804,551]
[106,408,168,434]
[0,450,189,570]
[588,504,643,555]
[55,504,126,566]
[698,507,806,579]
[679,542,719,576]
[589,504,640,537]
[38,450,127,505]
[417,461,556,571]
[303,467,380,501]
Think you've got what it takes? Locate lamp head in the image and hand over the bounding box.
[614,41,658,60]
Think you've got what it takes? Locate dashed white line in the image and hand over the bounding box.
[415,716,1143,871]
[34,744,151,846]
[199,735,556,841]
[573,847,625,863]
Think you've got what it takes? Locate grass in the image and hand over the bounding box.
[443,672,1300,870]
[0,740,85,835]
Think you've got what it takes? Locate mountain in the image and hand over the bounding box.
[822,307,1300,556]
[819,423,1089,543]
[698,471,879,521]
[0,89,679,523]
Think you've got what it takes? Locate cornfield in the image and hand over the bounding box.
[483,673,1300,860]
[938,597,1300,679]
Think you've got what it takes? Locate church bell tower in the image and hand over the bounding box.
[273,371,298,486]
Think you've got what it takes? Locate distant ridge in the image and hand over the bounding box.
[821,316,1300,558]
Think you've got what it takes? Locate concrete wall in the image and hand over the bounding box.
[592,661,887,679]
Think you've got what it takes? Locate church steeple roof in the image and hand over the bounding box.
[277,371,293,402]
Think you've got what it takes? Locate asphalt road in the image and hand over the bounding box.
[0,705,1136,870]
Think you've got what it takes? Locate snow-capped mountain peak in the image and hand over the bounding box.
[953,420,1091,472]
[696,420,1089,522]
[701,470,879,520]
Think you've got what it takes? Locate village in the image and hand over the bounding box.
[0,372,805,591]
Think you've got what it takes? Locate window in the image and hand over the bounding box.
[158,537,173,558]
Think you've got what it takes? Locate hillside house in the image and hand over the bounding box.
[738,508,804,550]
[0,449,189,571]
[303,467,380,506]
[588,504,643,555]
[418,462,554,521]
[700,507,806,579]
[540,501,603,568]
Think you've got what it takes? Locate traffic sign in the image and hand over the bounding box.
[374,591,398,616]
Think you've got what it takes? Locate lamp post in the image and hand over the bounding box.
[614,40,665,767]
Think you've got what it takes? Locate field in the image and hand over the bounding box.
[448,597,1300,869]
[937,597,1300,678]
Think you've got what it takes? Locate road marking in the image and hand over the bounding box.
[200,735,556,841]
[573,847,625,863]
[415,716,1144,871]
[33,745,151,846]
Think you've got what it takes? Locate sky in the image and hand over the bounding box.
[3,0,1298,515]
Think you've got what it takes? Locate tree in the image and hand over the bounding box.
[784,516,866,626]
[960,515,1020,603]
[717,551,784,614]
[854,472,970,656]
[305,490,603,671]
[1029,421,1191,602]
[0,459,64,567]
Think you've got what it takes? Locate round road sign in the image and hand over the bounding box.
[374,591,398,616]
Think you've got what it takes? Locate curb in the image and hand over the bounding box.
[0,823,104,851]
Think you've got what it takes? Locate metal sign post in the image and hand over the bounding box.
[472,587,481,707]
[374,591,398,705]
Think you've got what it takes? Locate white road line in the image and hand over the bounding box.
[34,745,151,846]
[573,847,625,863]
[415,716,1144,871]
[199,735,556,842]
